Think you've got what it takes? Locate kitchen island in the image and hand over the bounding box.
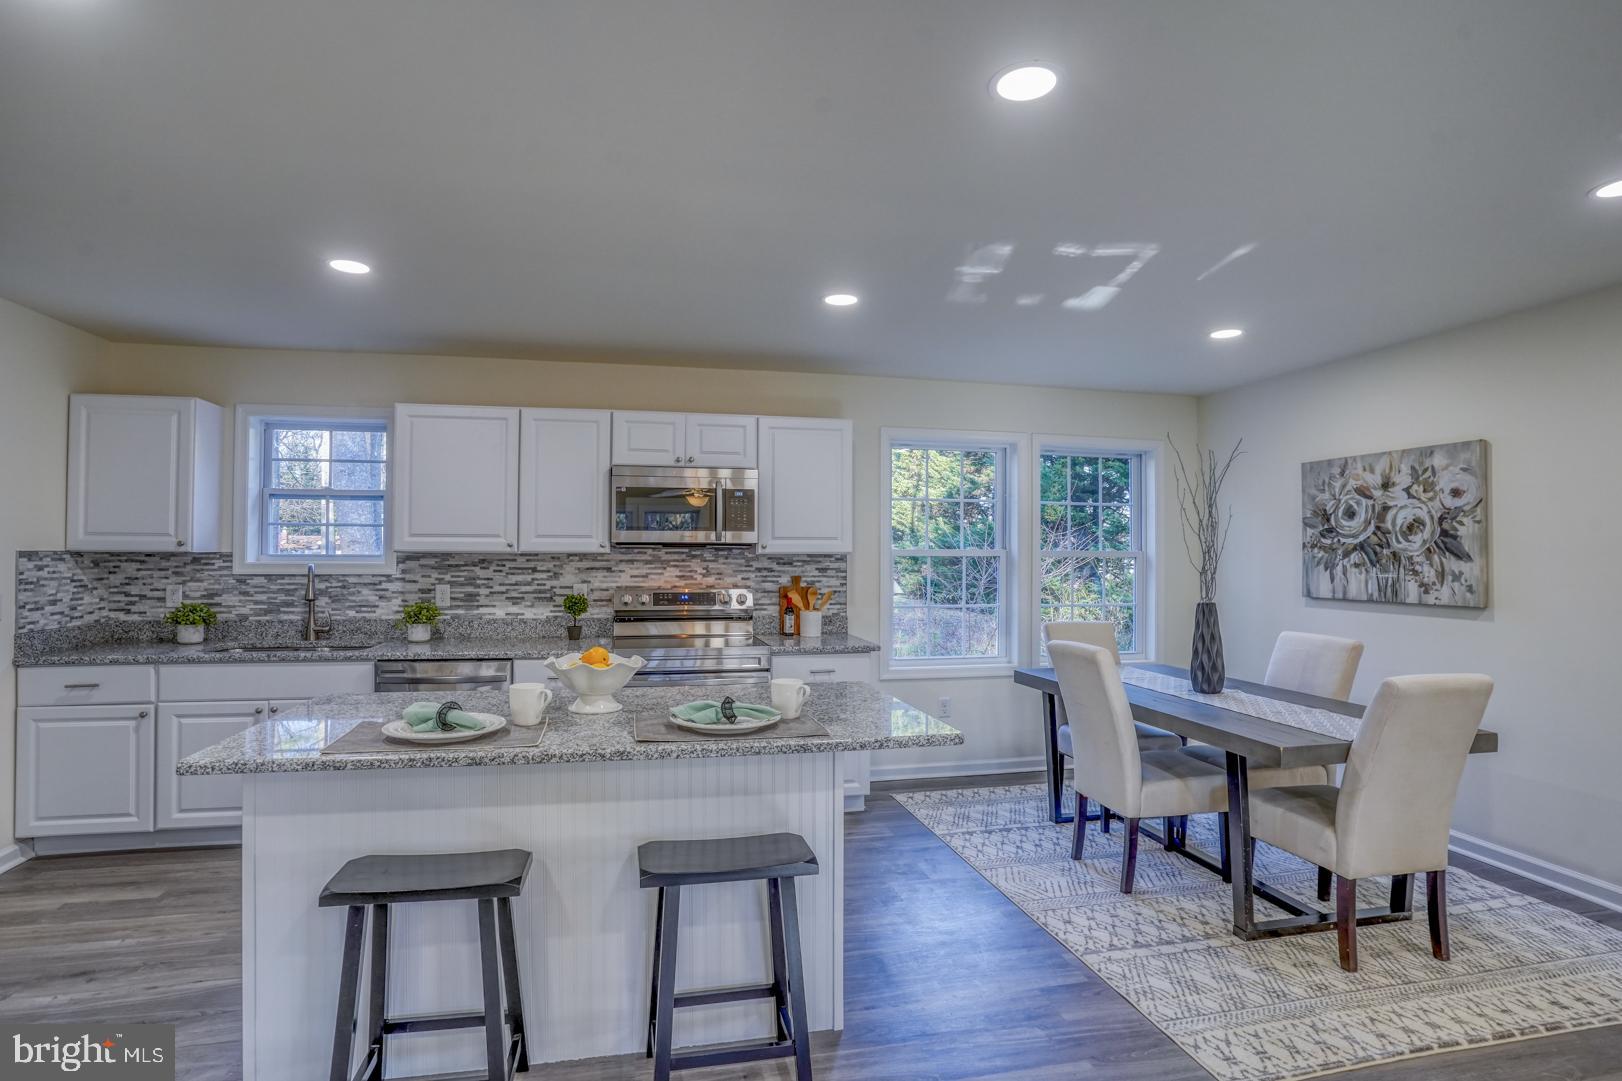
[180,680,959,1078]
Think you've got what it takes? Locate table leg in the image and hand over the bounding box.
[1042,692,1071,824]
[1225,751,1255,938]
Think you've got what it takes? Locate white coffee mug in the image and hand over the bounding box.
[770,677,811,719]
[797,609,823,638]
[509,682,555,727]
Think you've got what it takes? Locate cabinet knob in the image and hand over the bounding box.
[505,540,514,548]
[674,456,682,463]
[175,539,185,547]
[686,455,695,463]
[137,710,148,718]
[269,705,279,714]
[254,706,264,714]
[599,542,608,549]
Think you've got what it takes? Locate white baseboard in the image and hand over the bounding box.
[0,842,32,877]
[870,755,1044,783]
[27,827,241,857]
[1449,829,1622,914]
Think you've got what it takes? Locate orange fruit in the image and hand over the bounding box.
[579,646,613,668]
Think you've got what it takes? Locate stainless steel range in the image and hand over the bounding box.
[612,585,771,685]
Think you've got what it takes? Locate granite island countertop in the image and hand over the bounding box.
[15,631,877,667]
[178,680,957,775]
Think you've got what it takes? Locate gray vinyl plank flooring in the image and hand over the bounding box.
[0,773,1617,1080]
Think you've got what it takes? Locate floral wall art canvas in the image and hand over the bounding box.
[1302,439,1488,607]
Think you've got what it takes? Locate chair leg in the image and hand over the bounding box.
[777,877,815,1081]
[365,904,388,1081]
[497,896,529,1072]
[1100,807,1112,833]
[1427,870,1450,961]
[1163,817,1176,850]
[1071,793,1089,860]
[1317,867,1332,903]
[652,885,681,1081]
[646,886,664,1058]
[767,879,791,1044]
[1335,877,1358,972]
[1389,872,1414,915]
[1218,811,1231,882]
[476,900,506,1081]
[330,904,367,1081]
[1119,818,1141,894]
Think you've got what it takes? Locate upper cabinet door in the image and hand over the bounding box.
[685,414,758,467]
[611,412,686,466]
[67,394,222,551]
[757,417,853,553]
[393,404,521,552]
[518,408,612,553]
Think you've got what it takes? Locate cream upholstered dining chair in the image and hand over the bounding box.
[1048,640,1231,893]
[1248,673,1493,972]
[1182,631,1365,790]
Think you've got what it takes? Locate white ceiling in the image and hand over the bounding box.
[3,0,1622,394]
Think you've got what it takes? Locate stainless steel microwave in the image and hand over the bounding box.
[610,466,758,545]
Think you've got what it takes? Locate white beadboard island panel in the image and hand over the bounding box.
[241,752,846,1077]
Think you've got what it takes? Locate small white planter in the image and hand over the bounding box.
[797,610,823,638]
[406,623,434,643]
[175,624,206,645]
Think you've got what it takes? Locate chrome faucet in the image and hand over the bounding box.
[304,563,319,642]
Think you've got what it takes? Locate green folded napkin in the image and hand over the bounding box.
[670,700,781,726]
[403,701,486,732]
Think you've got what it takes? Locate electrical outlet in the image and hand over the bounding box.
[434,584,451,607]
[166,584,184,607]
[938,695,952,718]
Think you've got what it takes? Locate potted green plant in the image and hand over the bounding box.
[561,593,589,641]
[164,602,217,645]
[397,600,442,643]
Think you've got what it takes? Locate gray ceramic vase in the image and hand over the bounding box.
[1189,601,1225,694]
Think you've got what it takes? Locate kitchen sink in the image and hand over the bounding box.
[207,642,382,653]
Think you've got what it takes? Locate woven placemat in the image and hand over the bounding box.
[321,717,547,755]
[633,712,830,743]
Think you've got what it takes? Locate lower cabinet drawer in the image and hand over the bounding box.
[19,665,157,707]
[156,701,263,829]
[770,652,877,683]
[157,662,374,702]
[16,704,156,837]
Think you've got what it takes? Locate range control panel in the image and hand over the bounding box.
[612,586,753,612]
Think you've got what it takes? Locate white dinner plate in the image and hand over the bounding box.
[668,712,781,735]
[381,713,507,744]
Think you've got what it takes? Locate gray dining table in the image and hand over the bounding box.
[1013,662,1499,941]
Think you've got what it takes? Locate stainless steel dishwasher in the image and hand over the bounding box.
[373,659,513,692]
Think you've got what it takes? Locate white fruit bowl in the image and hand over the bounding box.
[543,652,646,714]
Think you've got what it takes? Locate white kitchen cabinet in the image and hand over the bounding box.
[757,417,853,553]
[16,704,156,836]
[684,414,757,467]
[518,408,612,553]
[67,394,223,552]
[157,700,264,829]
[393,404,521,552]
[771,651,877,683]
[611,411,758,467]
[611,411,686,466]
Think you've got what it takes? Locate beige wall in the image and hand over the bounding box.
[0,298,106,854]
[1200,284,1622,890]
[87,341,1202,776]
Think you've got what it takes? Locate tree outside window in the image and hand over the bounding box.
[1039,451,1142,658]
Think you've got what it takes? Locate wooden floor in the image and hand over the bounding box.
[2,774,1619,1080]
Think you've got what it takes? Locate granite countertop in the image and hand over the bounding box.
[15,631,877,667]
[177,681,960,775]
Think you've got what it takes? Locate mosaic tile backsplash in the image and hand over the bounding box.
[15,549,848,643]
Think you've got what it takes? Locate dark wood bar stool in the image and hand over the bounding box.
[320,849,533,1081]
[639,832,818,1081]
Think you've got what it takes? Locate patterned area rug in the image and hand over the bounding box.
[894,784,1622,1081]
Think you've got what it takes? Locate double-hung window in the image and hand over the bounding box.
[235,406,393,573]
[1038,448,1145,659]
[883,431,1017,675]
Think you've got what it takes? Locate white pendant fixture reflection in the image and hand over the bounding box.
[1208,327,1244,341]
[992,64,1058,102]
[683,489,712,508]
[1593,179,1622,200]
[328,259,371,274]
[823,293,859,307]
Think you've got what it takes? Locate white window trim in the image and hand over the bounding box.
[233,404,396,575]
[1029,434,1160,663]
[879,427,1027,681]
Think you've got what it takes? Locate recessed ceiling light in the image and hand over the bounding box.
[328,259,371,274]
[992,64,1058,102]
[1208,327,1244,341]
[1592,179,1622,200]
[823,293,859,307]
